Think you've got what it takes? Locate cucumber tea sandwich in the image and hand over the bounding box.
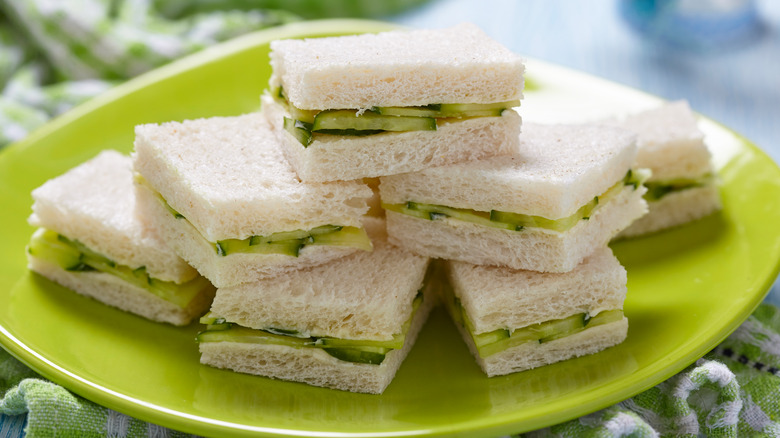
[197,218,433,394]
[27,151,215,326]
[381,123,650,273]
[615,101,721,238]
[132,113,373,288]
[262,23,525,182]
[440,247,628,376]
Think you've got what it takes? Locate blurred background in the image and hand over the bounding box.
[1,0,778,162]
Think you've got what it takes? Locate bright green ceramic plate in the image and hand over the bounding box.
[1,19,779,438]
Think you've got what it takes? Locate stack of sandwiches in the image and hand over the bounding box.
[24,24,719,393]
[380,122,648,376]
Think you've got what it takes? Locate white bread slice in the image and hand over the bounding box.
[448,247,626,334]
[28,257,215,326]
[134,182,361,288]
[29,150,196,283]
[380,123,638,219]
[618,183,721,238]
[199,292,433,394]
[385,184,646,273]
[132,113,371,241]
[269,23,525,110]
[456,317,628,377]
[443,248,628,377]
[262,95,521,182]
[209,218,429,340]
[619,100,713,182]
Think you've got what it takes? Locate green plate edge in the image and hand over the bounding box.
[0,18,778,438]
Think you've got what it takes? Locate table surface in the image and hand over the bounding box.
[392,0,780,303]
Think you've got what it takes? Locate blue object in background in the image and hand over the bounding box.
[620,0,765,51]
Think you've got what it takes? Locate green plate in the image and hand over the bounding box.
[1,19,779,438]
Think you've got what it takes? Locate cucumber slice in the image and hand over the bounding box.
[28,229,82,270]
[216,238,303,257]
[312,110,436,132]
[374,100,520,118]
[318,334,404,350]
[284,117,313,147]
[586,309,624,327]
[309,226,373,251]
[216,226,371,257]
[197,326,318,348]
[29,228,211,308]
[477,328,539,358]
[536,313,588,343]
[472,328,511,348]
[371,104,442,117]
[323,347,388,365]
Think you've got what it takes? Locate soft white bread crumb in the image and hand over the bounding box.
[619,100,713,181]
[28,150,196,283]
[210,218,429,340]
[132,113,371,241]
[269,23,525,110]
[199,271,435,394]
[448,247,626,334]
[457,317,628,377]
[363,177,385,218]
[262,96,521,182]
[380,123,637,219]
[385,185,647,273]
[28,256,215,326]
[135,183,361,288]
[617,183,721,238]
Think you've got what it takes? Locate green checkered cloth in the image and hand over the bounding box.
[0,0,429,148]
[519,303,780,438]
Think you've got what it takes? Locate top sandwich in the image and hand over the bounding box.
[133,113,373,288]
[263,23,525,182]
[269,23,524,109]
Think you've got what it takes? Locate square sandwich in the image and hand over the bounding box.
[197,218,432,394]
[132,113,373,288]
[27,150,215,326]
[616,101,721,238]
[380,123,649,273]
[263,23,525,182]
[441,247,628,377]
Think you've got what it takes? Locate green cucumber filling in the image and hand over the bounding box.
[273,86,520,147]
[197,292,424,365]
[135,175,372,257]
[383,169,649,233]
[643,173,714,201]
[443,292,624,358]
[27,228,211,308]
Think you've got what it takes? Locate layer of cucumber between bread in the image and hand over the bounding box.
[383,169,650,232]
[27,228,210,308]
[273,87,520,147]
[197,292,425,365]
